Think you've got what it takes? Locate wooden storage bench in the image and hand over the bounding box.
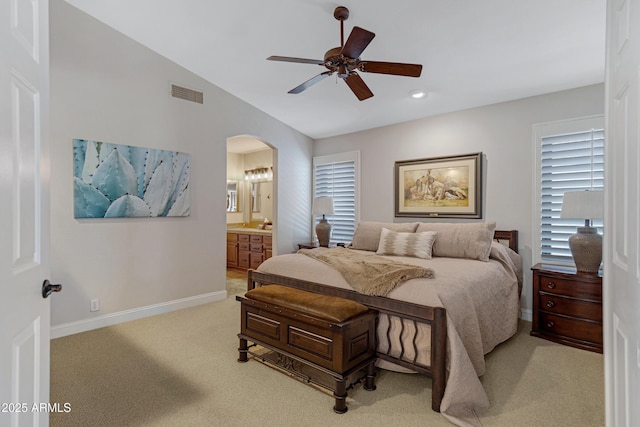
[237,284,378,413]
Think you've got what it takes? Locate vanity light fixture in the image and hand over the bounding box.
[244,167,273,182]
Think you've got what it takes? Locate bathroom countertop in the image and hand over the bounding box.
[226,227,272,235]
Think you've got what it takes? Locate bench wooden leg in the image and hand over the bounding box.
[364,361,376,391]
[237,337,248,363]
[333,378,348,414]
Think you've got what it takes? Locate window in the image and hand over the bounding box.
[313,151,360,245]
[534,116,604,264]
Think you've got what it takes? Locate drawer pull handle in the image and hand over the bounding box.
[546,281,556,289]
[546,301,555,308]
[546,321,555,328]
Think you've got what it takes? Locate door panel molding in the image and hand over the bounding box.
[11,70,41,274]
[10,0,40,62]
[11,317,41,426]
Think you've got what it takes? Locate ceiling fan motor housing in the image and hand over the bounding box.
[324,47,359,78]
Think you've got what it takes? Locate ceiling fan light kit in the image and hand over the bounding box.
[267,6,423,101]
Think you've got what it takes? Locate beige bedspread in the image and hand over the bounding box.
[257,242,522,427]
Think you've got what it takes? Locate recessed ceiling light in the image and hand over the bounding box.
[409,90,426,99]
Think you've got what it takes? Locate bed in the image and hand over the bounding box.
[247,221,522,426]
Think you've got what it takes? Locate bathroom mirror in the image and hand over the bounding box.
[226,181,239,212]
[249,181,272,221]
[251,183,260,213]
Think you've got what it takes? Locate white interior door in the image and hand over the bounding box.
[0,0,52,426]
[604,0,640,425]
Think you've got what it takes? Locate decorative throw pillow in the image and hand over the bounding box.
[415,221,496,261]
[376,228,438,259]
[350,221,419,251]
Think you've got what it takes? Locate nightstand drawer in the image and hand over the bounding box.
[539,293,602,322]
[539,312,602,345]
[531,263,603,353]
[537,274,602,301]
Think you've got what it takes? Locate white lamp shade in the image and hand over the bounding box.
[560,190,604,220]
[312,197,334,216]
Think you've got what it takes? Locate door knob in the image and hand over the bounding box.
[42,279,62,298]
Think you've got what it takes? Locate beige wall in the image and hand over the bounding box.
[313,84,605,319]
[49,0,312,334]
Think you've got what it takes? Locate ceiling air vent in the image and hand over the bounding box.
[170,83,203,104]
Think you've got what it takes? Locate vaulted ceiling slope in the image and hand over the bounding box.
[64,0,606,139]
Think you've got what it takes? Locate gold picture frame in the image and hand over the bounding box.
[395,152,482,218]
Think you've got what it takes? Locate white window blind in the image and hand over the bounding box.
[540,128,604,263]
[313,152,360,245]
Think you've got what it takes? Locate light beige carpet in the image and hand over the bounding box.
[225,277,247,296]
[50,286,604,427]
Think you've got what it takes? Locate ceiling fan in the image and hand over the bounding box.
[267,6,422,101]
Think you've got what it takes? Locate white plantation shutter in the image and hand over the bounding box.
[540,128,604,263]
[313,151,360,245]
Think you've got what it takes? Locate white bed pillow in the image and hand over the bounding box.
[415,221,496,261]
[376,228,438,259]
[350,221,419,251]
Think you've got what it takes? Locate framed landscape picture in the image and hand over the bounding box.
[395,152,482,218]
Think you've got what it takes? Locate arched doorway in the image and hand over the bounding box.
[225,136,276,289]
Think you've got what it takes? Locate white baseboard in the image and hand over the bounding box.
[51,291,534,338]
[51,291,227,339]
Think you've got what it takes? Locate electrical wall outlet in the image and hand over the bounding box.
[90,299,100,312]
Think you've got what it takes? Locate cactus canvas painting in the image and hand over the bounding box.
[73,139,191,218]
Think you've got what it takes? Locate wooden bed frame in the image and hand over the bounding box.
[246,230,518,413]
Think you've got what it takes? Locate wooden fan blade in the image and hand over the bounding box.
[344,72,373,101]
[267,56,325,65]
[359,61,422,77]
[341,26,375,59]
[288,71,333,94]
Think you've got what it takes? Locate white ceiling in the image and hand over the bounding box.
[64,0,606,140]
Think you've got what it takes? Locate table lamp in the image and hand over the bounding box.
[312,197,334,247]
[560,190,604,273]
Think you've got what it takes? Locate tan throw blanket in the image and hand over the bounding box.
[298,247,434,296]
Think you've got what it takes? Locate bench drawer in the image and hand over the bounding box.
[239,299,376,374]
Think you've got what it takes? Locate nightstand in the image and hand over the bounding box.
[531,263,602,353]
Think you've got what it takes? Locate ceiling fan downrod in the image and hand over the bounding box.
[334,6,349,48]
